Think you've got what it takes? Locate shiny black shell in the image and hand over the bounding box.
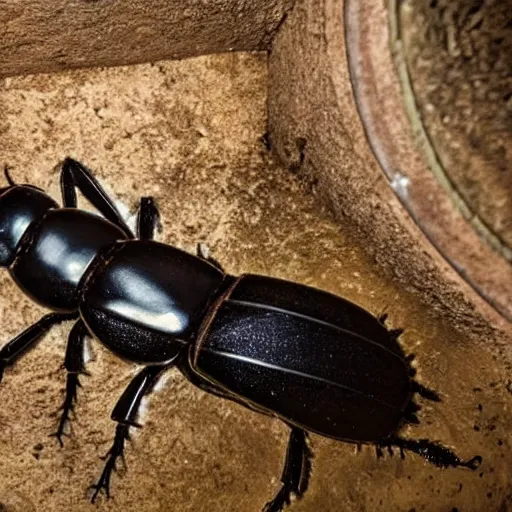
[80,240,225,364]
[0,185,58,266]
[193,274,412,442]
[10,209,126,312]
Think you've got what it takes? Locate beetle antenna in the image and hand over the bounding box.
[4,166,16,186]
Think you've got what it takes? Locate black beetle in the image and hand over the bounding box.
[0,159,481,511]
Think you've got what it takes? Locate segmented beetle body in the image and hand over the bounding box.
[0,159,481,511]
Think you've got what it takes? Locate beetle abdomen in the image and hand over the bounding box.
[193,274,411,442]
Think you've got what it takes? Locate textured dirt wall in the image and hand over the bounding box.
[267,0,511,350]
[0,53,510,511]
[0,0,294,78]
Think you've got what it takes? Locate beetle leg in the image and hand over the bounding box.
[196,243,225,272]
[388,437,482,470]
[137,197,161,241]
[60,158,134,239]
[50,319,89,447]
[90,362,176,503]
[412,381,441,402]
[263,427,311,512]
[0,312,77,384]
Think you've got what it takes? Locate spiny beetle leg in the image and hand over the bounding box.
[51,319,89,447]
[90,423,131,503]
[0,312,77,384]
[90,362,176,502]
[263,427,311,512]
[387,437,482,470]
[137,197,161,241]
[60,158,134,239]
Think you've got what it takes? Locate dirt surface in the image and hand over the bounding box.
[0,53,510,511]
[398,0,512,255]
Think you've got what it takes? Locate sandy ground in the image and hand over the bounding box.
[0,53,510,511]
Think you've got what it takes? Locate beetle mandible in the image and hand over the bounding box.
[0,158,481,511]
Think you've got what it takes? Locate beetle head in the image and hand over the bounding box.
[0,173,58,266]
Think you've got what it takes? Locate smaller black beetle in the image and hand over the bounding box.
[0,159,481,511]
